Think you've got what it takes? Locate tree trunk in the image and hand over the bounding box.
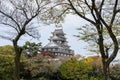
[13,42,22,80]
[102,59,110,80]
[14,52,21,80]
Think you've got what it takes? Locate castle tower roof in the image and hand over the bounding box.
[52,29,66,35]
[44,41,59,48]
[49,34,66,41]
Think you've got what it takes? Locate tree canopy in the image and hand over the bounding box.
[23,41,41,58]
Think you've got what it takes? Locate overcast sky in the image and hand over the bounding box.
[0,14,95,57]
[0,14,120,59]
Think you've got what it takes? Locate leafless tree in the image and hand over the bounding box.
[0,0,52,80]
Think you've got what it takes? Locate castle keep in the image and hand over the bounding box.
[42,29,74,57]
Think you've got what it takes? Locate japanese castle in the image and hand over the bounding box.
[42,28,74,57]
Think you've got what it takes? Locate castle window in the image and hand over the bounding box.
[54,53,57,55]
[53,48,55,51]
[48,48,51,51]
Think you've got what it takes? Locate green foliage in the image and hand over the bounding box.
[0,45,105,80]
[0,45,14,80]
[20,78,26,80]
[58,57,105,80]
[0,45,15,55]
[59,59,92,80]
[0,55,14,80]
[0,45,31,80]
[22,55,60,80]
[110,63,120,79]
[23,41,41,58]
[89,77,104,80]
[38,77,47,80]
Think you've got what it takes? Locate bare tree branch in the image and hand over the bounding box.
[109,0,118,27]
[0,22,19,33]
[0,35,12,41]
[0,10,21,31]
[68,0,96,25]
